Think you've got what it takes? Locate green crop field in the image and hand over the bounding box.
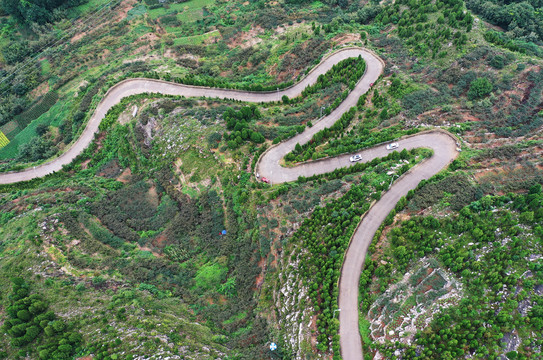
[0,121,20,140]
[14,91,59,129]
[0,96,71,160]
[0,91,61,159]
[70,0,113,15]
[148,0,214,21]
[0,135,22,159]
[173,29,220,46]
[40,59,51,75]
[0,131,9,149]
[126,4,147,21]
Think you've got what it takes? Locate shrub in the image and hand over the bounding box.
[193,262,227,292]
[36,124,49,136]
[489,55,505,69]
[207,132,222,148]
[468,78,493,100]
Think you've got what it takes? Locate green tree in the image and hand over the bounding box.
[16,310,30,322]
[282,95,290,104]
[250,131,265,144]
[36,124,49,136]
[468,78,493,100]
[52,320,66,333]
[520,211,534,223]
[44,326,55,336]
[1,0,80,24]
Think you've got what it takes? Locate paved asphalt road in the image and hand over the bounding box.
[0,47,459,360]
[335,131,457,360]
[0,47,374,185]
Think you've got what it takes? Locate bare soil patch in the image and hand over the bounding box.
[137,244,163,257]
[228,26,264,49]
[150,232,169,250]
[30,81,50,98]
[255,272,264,289]
[68,0,136,44]
[116,0,137,21]
[80,159,91,170]
[116,167,132,183]
[147,185,159,208]
[331,33,361,46]
[123,54,161,64]
[70,31,86,44]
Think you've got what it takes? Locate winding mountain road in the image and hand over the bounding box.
[0,47,458,360]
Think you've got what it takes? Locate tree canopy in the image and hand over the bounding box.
[1,0,85,24]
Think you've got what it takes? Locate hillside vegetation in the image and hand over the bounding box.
[0,0,542,359]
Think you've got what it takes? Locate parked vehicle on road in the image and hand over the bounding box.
[261,177,270,184]
[350,154,362,162]
[386,142,399,150]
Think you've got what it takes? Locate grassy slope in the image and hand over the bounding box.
[0,212,228,359]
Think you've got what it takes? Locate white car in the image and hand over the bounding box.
[350,154,362,162]
[386,142,399,150]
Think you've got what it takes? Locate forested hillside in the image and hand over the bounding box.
[467,0,543,41]
[1,0,86,24]
[360,186,543,359]
[0,0,542,359]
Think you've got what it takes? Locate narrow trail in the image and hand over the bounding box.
[0,47,458,360]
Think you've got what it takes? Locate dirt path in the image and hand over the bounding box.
[0,47,459,360]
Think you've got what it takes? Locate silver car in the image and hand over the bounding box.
[350,154,362,162]
[386,142,399,150]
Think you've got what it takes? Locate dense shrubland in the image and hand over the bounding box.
[0,0,86,24]
[223,105,265,149]
[0,278,82,359]
[0,155,268,358]
[360,186,543,359]
[484,30,543,57]
[278,36,333,79]
[286,149,429,357]
[466,0,543,42]
[407,173,483,211]
[0,91,275,357]
[286,75,422,164]
[376,0,473,57]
